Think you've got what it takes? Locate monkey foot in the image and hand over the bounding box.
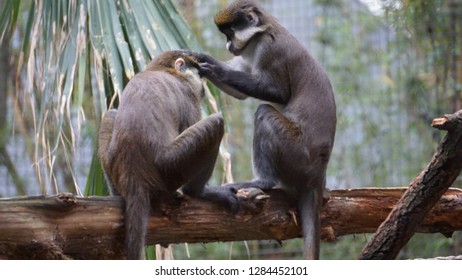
[236,187,270,213]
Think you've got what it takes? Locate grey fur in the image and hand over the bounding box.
[190,0,336,259]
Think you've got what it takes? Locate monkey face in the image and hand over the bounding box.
[214,2,268,56]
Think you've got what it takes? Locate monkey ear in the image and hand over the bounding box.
[174,58,186,72]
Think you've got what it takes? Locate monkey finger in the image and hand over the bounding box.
[197,63,214,77]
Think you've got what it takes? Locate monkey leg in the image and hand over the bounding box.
[255,104,323,259]
[156,112,224,190]
[180,147,239,212]
[228,104,309,193]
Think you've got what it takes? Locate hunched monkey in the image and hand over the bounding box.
[187,0,336,259]
[98,51,238,260]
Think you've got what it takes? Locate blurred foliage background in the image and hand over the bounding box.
[0,0,461,259]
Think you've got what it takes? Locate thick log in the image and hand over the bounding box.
[359,110,462,259]
[0,188,461,259]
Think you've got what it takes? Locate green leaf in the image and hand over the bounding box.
[85,154,109,196]
[145,245,156,260]
[127,0,161,57]
[0,0,14,42]
[118,2,150,71]
[20,1,35,59]
[107,0,135,79]
[89,0,124,95]
[155,0,201,49]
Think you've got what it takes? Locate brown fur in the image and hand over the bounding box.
[98,51,236,259]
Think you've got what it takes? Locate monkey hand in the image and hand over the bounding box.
[197,61,222,79]
[179,50,209,65]
[180,50,210,63]
[193,58,220,79]
[200,185,240,213]
[179,50,221,78]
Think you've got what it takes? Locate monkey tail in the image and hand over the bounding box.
[123,177,151,260]
[298,187,321,260]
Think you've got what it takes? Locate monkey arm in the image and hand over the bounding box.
[204,73,249,100]
[182,50,248,100]
[189,51,287,104]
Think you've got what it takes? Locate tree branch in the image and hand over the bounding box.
[359,110,462,259]
[0,188,461,259]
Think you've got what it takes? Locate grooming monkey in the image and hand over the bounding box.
[187,0,336,259]
[98,51,238,260]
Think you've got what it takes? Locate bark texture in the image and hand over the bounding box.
[0,188,461,259]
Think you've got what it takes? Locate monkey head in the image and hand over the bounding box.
[147,51,200,77]
[214,0,269,56]
[147,51,203,95]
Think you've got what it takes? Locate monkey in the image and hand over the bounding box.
[97,51,238,260]
[185,0,336,259]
